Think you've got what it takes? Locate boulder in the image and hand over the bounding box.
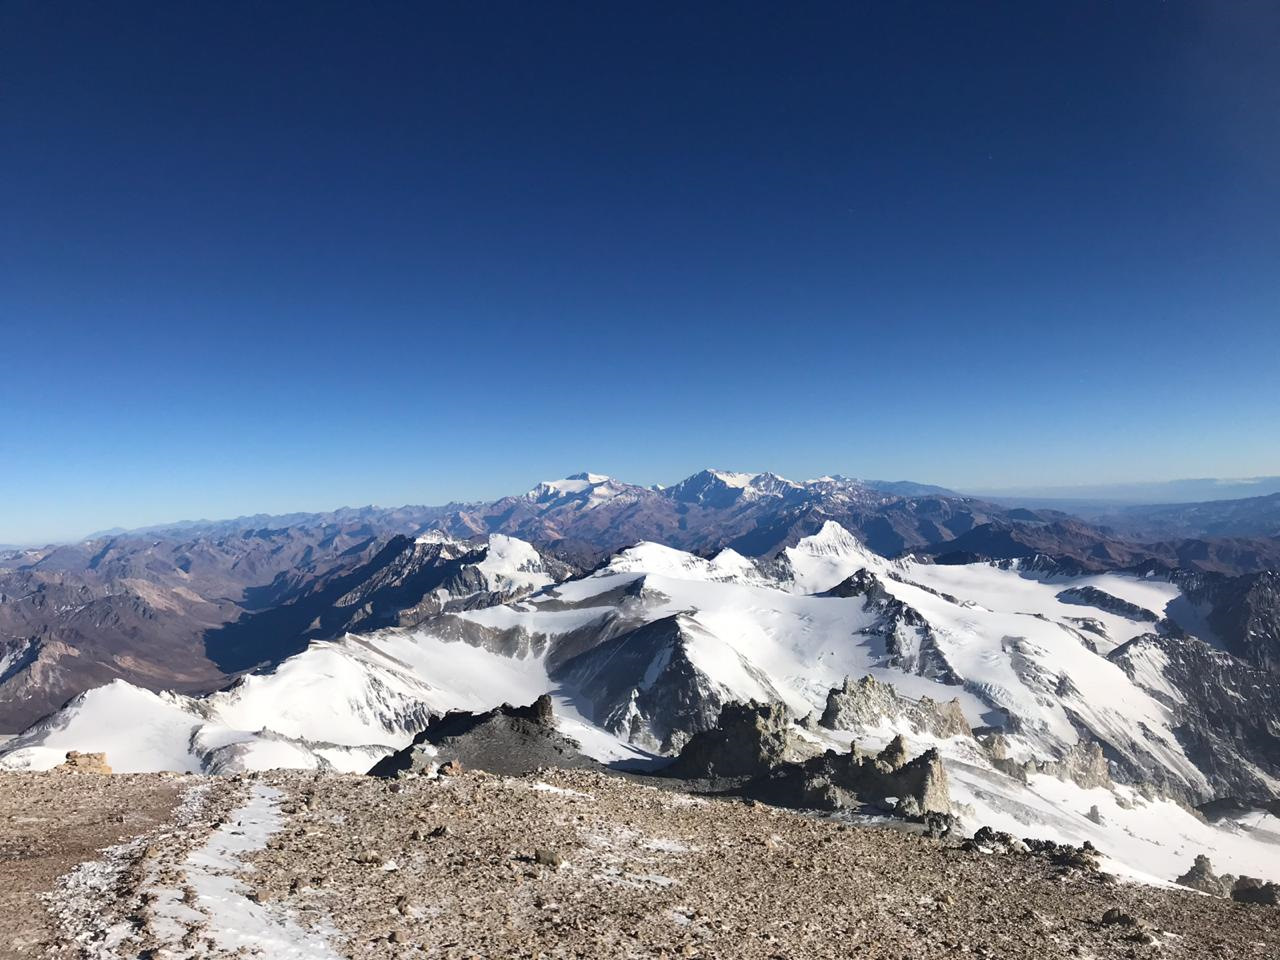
[53,751,112,775]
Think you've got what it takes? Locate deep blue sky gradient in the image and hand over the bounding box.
[2,2,1278,542]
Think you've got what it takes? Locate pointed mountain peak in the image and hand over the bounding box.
[783,521,882,594]
[666,469,800,507]
[794,520,870,556]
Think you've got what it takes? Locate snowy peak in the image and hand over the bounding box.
[473,534,557,594]
[414,529,471,550]
[554,613,782,753]
[666,469,802,508]
[601,541,766,585]
[783,521,883,593]
[795,520,869,556]
[525,472,630,507]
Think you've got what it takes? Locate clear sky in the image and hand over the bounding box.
[2,2,1278,543]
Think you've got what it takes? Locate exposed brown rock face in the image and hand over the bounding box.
[52,751,111,775]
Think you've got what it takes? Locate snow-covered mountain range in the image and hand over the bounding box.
[5,521,1278,886]
[0,468,1074,733]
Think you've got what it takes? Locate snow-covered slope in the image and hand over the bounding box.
[779,519,887,593]
[0,623,652,774]
[525,472,631,508]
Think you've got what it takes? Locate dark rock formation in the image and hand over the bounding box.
[553,615,784,753]
[661,701,805,780]
[664,701,951,820]
[963,827,1101,872]
[1231,876,1280,906]
[1176,855,1235,898]
[1179,570,1280,675]
[1109,634,1280,804]
[368,695,596,778]
[749,739,951,818]
[1055,586,1159,622]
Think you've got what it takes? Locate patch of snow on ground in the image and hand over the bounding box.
[148,782,342,958]
[46,783,213,957]
[531,781,595,799]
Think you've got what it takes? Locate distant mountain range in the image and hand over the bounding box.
[2,467,1279,735]
[973,475,1280,507]
[1094,492,1280,540]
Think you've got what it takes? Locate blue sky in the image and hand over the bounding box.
[2,2,1278,543]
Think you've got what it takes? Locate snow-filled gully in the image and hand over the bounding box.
[141,782,341,959]
[53,782,341,960]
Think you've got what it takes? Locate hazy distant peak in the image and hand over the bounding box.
[525,472,623,503]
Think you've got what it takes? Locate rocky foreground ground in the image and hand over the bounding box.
[1,766,1277,959]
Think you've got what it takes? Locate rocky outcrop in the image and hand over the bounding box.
[1232,877,1280,906]
[1176,855,1235,898]
[369,695,596,778]
[963,826,1101,872]
[983,736,1112,791]
[665,702,951,820]
[1109,634,1280,804]
[1055,586,1159,622]
[661,701,809,780]
[52,751,112,774]
[747,737,951,818]
[819,675,971,739]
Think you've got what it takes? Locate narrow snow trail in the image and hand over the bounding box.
[147,783,341,959]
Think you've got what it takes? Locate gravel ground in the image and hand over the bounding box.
[8,767,1280,959]
[0,772,184,959]
[243,768,1278,960]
